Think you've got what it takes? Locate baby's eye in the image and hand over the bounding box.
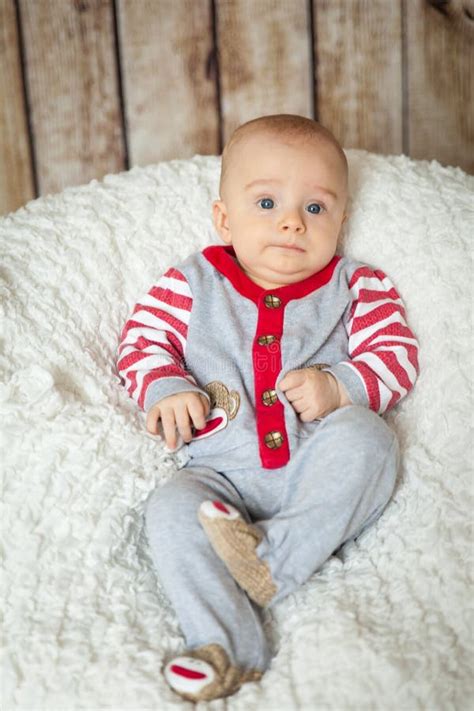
[307,203,324,214]
[258,198,275,210]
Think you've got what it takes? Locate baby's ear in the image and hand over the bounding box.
[212,200,232,244]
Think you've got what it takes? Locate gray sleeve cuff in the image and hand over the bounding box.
[144,377,211,412]
[322,363,369,408]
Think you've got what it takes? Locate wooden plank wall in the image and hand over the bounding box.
[1,0,473,216]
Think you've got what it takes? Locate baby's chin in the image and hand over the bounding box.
[244,262,328,289]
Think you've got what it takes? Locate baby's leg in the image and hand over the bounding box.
[256,405,399,606]
[199,405,399,609]
[144,466,271,698]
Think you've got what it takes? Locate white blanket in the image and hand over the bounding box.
[1,150,473,710]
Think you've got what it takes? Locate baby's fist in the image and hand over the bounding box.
[278,368,349,421]
[146,391,210,450]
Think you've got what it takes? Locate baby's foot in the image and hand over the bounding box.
[163,642,262,701]
[198,500,278,607]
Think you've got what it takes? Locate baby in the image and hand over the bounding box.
[116,114,419,702]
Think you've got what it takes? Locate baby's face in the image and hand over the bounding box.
[213,132,348,289]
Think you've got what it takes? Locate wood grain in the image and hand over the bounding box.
[2,0,473,216]
[0,0,34,215]
[19,0,125,196]
[118,0,219,164]
[315,0,403,155]
[216,0,312,143]
[407,0,474,172]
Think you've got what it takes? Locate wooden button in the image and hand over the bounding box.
[257,335,277,346]
[264,431,284,449]
[262,389,278,406]
[264,294,281,309]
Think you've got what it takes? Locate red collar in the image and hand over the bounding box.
[203,245,340,305]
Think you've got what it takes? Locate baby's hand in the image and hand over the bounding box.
[146,392,210,450]
[278,368,350,421]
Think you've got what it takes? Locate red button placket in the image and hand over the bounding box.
[202,246,342,469]
[253,293,290,469]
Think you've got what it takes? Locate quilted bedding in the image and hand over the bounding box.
[1,150,473,710]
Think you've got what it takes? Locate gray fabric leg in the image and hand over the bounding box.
[144,466,272,671]
[255,405,400,607]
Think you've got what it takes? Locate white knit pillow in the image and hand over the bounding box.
[1,151,472,709]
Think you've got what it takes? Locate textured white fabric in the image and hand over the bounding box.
[1,150,473,710]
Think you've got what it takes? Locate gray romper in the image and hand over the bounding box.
[117,245,419,673]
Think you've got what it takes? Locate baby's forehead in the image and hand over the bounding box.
[220,124,348,198]
[230,129,344,171]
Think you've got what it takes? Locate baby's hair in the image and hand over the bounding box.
[219,114,348,200]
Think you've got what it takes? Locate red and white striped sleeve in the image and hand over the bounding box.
[116,267,207,412]
[327,266,419,414]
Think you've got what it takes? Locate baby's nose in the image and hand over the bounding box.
[279,212,305,232]
[280,209,306,234]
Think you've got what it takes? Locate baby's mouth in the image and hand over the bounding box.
[272,244,306,253]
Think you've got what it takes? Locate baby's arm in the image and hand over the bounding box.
[280,266,419,420]
[116,267,210,445]
[327,265,420,414]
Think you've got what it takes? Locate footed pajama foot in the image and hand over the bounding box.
[163,643,263,701]
[198,499,278,607]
